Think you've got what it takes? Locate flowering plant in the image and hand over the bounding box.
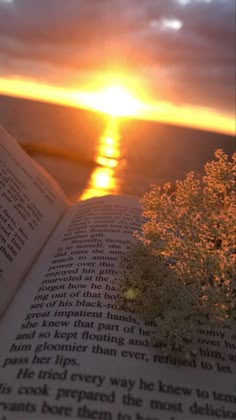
[119,150,236,351]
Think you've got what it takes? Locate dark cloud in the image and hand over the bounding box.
[0,0,235,116]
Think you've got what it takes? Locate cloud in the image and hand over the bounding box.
[0,0,235,116]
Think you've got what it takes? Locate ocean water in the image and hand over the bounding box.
[0,94,235,200]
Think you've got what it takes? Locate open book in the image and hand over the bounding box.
[0,128,235,420]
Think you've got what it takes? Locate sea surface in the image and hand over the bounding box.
[0,94,235,201]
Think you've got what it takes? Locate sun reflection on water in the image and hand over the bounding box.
[80,117,120,200]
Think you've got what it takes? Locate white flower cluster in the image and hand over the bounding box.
[119,150,235,351]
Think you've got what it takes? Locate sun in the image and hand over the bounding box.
[97,86,141,116]
[78,85,143,117]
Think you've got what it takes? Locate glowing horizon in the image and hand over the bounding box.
[0,76,235,136]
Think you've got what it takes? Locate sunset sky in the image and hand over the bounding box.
[0,0,235,134]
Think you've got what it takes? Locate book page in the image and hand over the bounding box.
[0,127,69,317]
[0,196,235,420]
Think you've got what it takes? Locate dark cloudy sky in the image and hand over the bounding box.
[0,0,235,128]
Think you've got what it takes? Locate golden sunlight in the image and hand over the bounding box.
[80,117,121,200]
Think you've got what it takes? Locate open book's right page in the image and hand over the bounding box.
[0,195,235,420]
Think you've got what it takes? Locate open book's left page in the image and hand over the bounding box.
[0,127,69,317]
